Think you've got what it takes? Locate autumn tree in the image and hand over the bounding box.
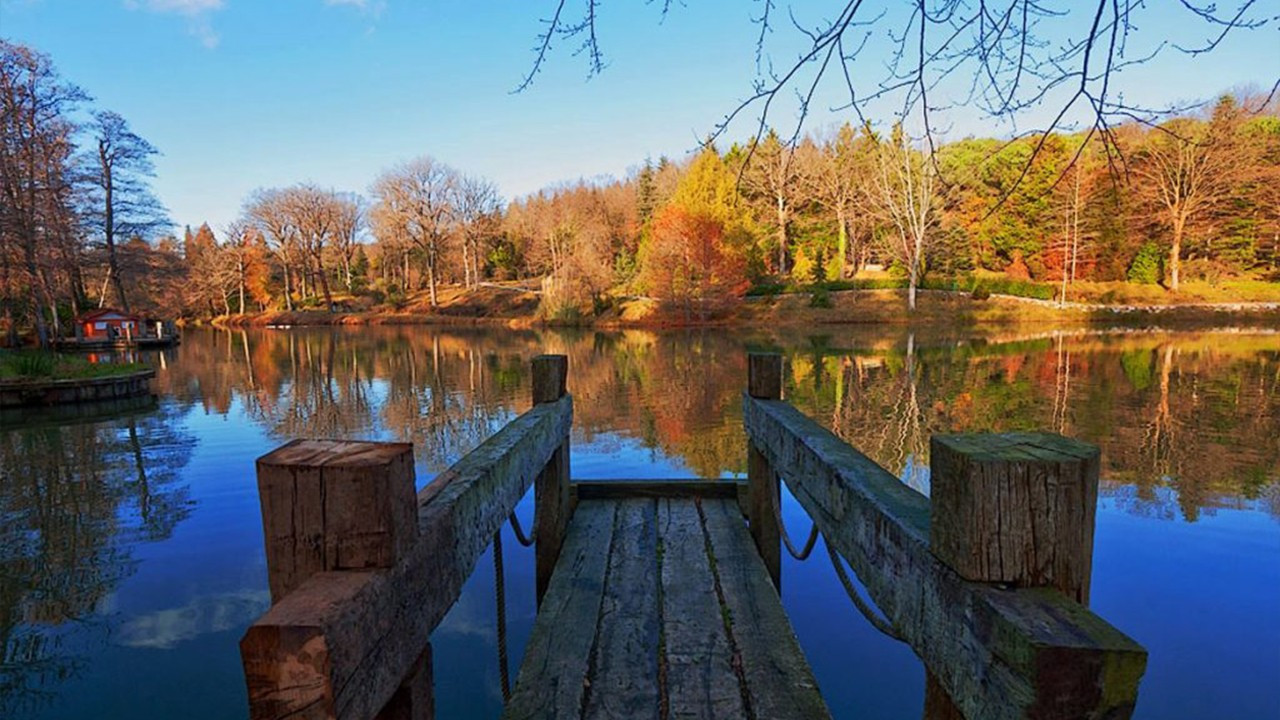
[1130,97,1243,291]
[640,206,748,321]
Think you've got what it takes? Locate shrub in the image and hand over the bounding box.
[384,286,407,310]
[809,287,833,308]
[745,283,786,297]
[6,351,56,378]
[1128,243,1163,285]
[971,286,991,301]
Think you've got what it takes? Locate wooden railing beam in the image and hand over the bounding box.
[241,392,573,720]
[743,396,1146,720]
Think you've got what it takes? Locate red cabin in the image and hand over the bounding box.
[77,308,141,340]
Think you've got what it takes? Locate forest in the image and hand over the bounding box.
[3,37,1279,340]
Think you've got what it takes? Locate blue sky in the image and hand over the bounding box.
[2,1,1277,234]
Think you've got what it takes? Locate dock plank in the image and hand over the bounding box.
[700,498,833,720]
[502,501,618,720]
[505,497,828,720]
[583,499,662,720]
[658,498,747,720]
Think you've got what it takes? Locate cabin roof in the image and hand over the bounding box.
[77,308,140,322]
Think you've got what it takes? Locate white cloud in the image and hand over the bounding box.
[123,0,226,48]
[325,0,386,19]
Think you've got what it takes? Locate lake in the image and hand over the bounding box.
[1,324,1277,719]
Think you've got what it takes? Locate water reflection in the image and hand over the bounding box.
[0,402,195,717]
[156,325,1278,520]
[0,324,1275,719]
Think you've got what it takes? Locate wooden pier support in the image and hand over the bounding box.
[240,355,574,720]
[746,352,783,590]
[254,440,418,602]
[925,432,1102,719]
[247,439,433,720]
[929,433,1099,603]
[532,354,572,604]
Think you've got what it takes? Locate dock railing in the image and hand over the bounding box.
[239,350,1147,720]
[742,351,1147,720]
[240,355,572,720]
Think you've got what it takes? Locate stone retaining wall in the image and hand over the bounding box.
[0,369,156,408]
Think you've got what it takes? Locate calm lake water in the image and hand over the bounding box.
[2,324,1278,719]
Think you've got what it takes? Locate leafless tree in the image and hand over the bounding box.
[798,122,875,278]
[520,2,1274,198]
[286,185,343,312]
[370,157,460,307]
[319,192,364,292]
[0,40,86,345]
[244,188,302,311]
[81,110,169,312]
[872,126,938,310]
[456,174,503,289]
[742,131,800,275]
[1129,100,1243,291]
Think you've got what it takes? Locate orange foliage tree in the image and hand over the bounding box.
[640,206,748,321]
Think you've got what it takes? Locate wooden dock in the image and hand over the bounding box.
[503,495,828,720]
[237,353,1148,720]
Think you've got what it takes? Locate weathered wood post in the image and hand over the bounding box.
[746,352,783,590]
[248,439,432,720]
[532,354,571,605]
[925,432,1102,719]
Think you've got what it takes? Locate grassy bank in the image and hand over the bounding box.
[0,351,148,381]
[206,281,1280,331]
[747,274,1280,305]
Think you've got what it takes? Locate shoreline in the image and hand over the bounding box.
[203,288,1280,331]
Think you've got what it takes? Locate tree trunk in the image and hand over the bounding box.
[281,259,295,311]
[102,167,131,313]
[427,260,438,307]
[238,255,247,314]
[836,207,849,280]
[21,237,50,347]
[1169,218,1183,292]
[775,195,787,276]
[908,260,919,311]
[316,253,335,312]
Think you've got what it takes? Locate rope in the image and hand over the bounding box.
[509,509,536,548]
[493,529,511,702]
[825,539,904,642]
[768,477,819,561]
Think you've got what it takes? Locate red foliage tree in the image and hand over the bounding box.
[640,206,749,321]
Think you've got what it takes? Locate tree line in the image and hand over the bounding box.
[4,38,1278,342]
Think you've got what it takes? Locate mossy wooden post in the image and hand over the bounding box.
[250,439,432,720]
[533,354,571,605]
[746,352,783,590]
[925,432,1102,719]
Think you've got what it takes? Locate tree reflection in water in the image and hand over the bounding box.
[159,325,1279,520]
[0,401,195,716]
